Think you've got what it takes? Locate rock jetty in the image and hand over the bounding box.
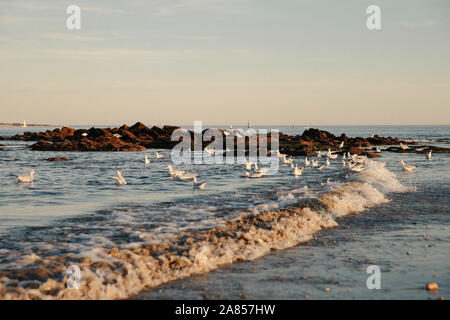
[1,123,449,156]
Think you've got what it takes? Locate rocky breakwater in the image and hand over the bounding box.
[5,122,181,152]
[278,128,402,158]
[2,124,448,156]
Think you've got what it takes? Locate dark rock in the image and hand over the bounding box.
[347,147,365,155]
[60,127,75,138]
[129,122,151,135]
[364,151,381,158]
[46,157,70,162]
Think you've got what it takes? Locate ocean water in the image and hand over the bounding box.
[0,125,448,299]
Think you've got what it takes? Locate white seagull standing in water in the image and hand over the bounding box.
[177,172,198,181]
[155,152,164,159]
[193,176,207,190]
[15,169,35,183]
[113,169,127,185]
[244,159,253,171]
[400,160,415,172]
[427,150,432,160]
[145,155,150,165]
[293,165,304,177]
[305,157,310,167]
[167,165,185,177]
[400,143,409,150]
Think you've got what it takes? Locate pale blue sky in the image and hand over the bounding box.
[0,0,449,125]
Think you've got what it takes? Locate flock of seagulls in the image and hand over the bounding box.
[13,140,435,189]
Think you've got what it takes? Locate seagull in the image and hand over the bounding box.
[305,157,310,167]
[317,164,325,171]
[328,153,338,160]
[283,156,293,165]
[193,176,207,190]
[338,141,344,148]
[113,169,127,185]
[400,143,409,150]
[167,165,185,177]
[293,165,304,177]
[15,169,35,183]
[156,152,164,159]
[311,159,319,167]
[400,160,415,172]
[326,158,330,167]
[427,150,432,160]
[350,164,364,172]
[317,150,322,158]
[376,147,381,152]
[177,172,198,181]
[114,133,122,138]
[253,163,269,175]
[342,153,347,160]
[244,159,253,171]
[145,155,150,165]
[81,133,88,137]
[278,151,287,159]
[370,134,375,138]
[327,149,338,159]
